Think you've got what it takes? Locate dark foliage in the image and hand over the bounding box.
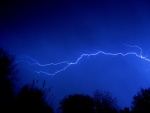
[131,88,150,113]
[3,47,150,113]
[120,107,131,113]
[58,94,95,113]
[0,48,15,112]
[0,48,53,113]
[93,90,119,113]
[0,48,15,78]
[15,84,53,113]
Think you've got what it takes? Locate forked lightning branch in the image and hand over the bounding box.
[16,45,150,76]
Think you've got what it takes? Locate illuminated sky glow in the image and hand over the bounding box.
[1,0,150,110]
[16,45,150,76]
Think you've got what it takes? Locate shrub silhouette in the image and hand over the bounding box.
[131,88,150,113]
[58,94,95,113]
[0,48,16,112]
[15,84,53,113]
[93,90,118,113]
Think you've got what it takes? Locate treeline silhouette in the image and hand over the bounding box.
[1,48,150,113]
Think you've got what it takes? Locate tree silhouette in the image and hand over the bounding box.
[120,107,131,113]
[0,48,15,77]
[131,88,150,113]
[15,84,53,113]
[93,90,118,113]
[58,94,95,113]
[0,48,16,112]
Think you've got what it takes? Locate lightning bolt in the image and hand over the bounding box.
[16,45,150,76]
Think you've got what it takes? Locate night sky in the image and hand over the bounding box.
[1,0,150,110]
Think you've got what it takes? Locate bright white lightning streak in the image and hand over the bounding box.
[17,45,150,76]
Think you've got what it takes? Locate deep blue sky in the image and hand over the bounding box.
[1,0,150,110]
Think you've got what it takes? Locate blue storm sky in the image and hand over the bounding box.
[1,0,150,109]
